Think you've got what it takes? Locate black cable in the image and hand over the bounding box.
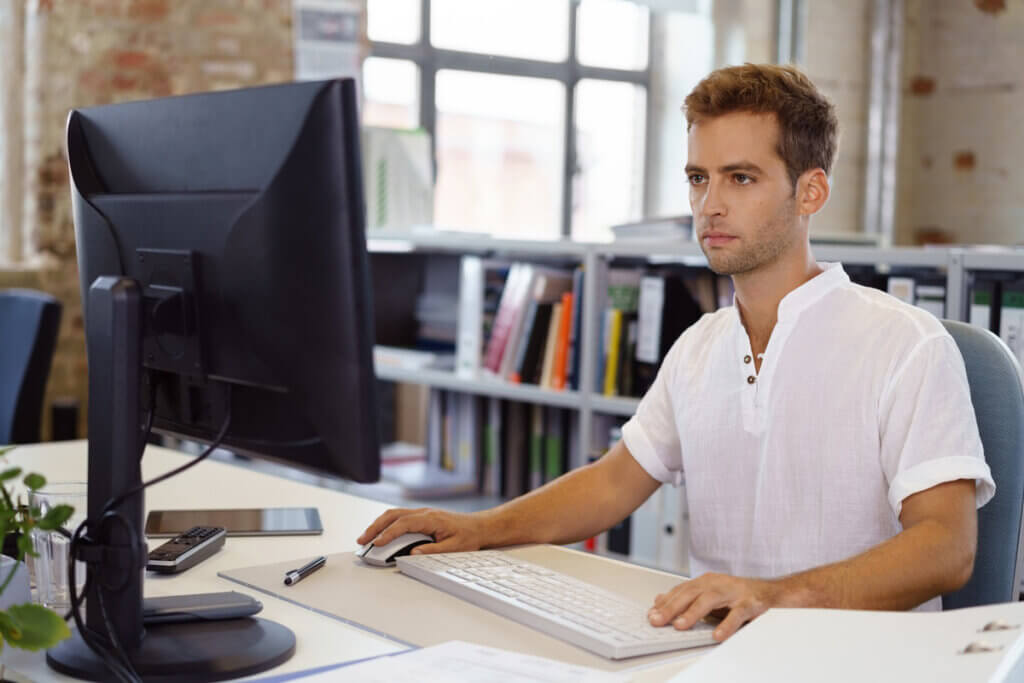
[64,378,232,681]
[67,520,137,683]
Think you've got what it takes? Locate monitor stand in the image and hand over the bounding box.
[47,277,295,681]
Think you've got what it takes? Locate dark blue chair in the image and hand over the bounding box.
[941,320,1024,609]
[0,289,62,444]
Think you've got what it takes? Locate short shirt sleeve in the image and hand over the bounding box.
[621,336,685,486]
[879,333,995,518]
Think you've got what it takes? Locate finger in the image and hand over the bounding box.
[412,535,471,555]
[649,586,699,627]
[372,513,426,546]
[357,508,411,544]
[711,604,752,641]
[672,591,727,630]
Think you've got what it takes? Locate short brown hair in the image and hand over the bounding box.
[684,63,839,189]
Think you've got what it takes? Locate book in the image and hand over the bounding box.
[538,302,563,389]
[455,255,484,377]
[498,266,571,380]
[501,401,528,499]
[509,302,551,385]
[482,263,532,373]
[543,406,568,483]
[528,404,545,490]
[566,266,585,390]
[455,257,509,377]
[602,309,624,396]
[481,397,502,496]
[551,292,573,390]
[616,313,638,397]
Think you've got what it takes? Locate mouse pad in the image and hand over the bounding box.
[218,545,715,673]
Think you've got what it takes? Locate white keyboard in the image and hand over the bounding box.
[396,550,716,660]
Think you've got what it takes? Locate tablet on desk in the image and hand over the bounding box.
[145,507,323,537]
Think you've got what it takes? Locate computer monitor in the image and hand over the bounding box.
[54,79,380,680]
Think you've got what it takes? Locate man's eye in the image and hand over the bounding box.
[734,174,753,185]
[688,174,706,186]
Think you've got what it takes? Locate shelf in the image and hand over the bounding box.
[367,230,590,257]
[959,250,1024,272]
[590,395,640,417]
[813,245,949,268]
[374,365,584,409]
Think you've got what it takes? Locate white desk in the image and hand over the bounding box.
[2,441,700,682]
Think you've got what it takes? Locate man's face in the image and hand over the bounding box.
[686,112,801,276]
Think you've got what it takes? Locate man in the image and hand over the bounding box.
[358,64,995,642]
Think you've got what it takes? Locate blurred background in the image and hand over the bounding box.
[0,0,1021,441]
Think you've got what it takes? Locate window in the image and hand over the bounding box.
[365,0,651,239]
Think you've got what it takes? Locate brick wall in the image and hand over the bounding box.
[897,0,1024,246]
[3,0,295,440]
[804,0,872,237]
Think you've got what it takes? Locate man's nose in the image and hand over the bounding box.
[699,179,727,218]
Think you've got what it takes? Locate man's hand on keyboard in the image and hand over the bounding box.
[646,573,786,642]
[357,507,486,554]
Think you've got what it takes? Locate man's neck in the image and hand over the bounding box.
[733,244,822,359]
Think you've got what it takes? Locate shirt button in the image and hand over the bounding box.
[747,375,756,384]
[743,355,752,364]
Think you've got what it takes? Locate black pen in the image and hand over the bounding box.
[284,556,327,586]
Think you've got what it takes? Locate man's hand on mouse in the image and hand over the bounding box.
[358,508,487,555]
[647,573,798,642]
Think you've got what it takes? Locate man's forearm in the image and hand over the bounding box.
[777,517,975,611]
[473,441,660,549]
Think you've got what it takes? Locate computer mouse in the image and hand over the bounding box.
[356,532,434,567]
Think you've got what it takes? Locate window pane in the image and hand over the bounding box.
[367,0,420,44]
[431,0,569,62]
[572,79,646,241]
[577,0,649,71]
[435,70,565,238]
[362,57,419,129]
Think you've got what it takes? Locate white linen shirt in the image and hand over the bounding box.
[621,262,995,611]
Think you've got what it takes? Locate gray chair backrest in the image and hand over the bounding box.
[941,319,1024,609]
[0,289,62,444]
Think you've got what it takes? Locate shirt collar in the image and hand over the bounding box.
[776,262,849,322]
[730,262,850,324]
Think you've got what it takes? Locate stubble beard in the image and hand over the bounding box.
[700,198,801,276]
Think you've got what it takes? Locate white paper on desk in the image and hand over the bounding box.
[669,602,1024,683]
[295,641,630,682]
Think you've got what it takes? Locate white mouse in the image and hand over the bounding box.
[356,532,434,567]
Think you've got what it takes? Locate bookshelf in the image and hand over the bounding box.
[367,232,1024,572]
[370,234,1024,465]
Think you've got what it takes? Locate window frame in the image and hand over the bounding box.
[368,0,654,238]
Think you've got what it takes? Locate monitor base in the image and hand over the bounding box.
[46,617,295,682]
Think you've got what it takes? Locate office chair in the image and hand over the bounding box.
[0,289,62,444]
[940,319,1024,609]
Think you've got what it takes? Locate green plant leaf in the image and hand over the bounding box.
[3,604,71,651]
[0,468,21,482]
[16,534,35,560]
[22,474,46,491]
[37,505,75,531]
[0,610,20,646]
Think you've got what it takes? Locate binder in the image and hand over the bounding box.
[970,279,998,332]
[673,601,1024,683]
[1000,281,1024,367]
[635,274,703,396]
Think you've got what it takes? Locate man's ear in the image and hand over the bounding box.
[796,168,830,216]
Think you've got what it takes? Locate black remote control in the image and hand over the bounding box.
[147,526,227,574]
